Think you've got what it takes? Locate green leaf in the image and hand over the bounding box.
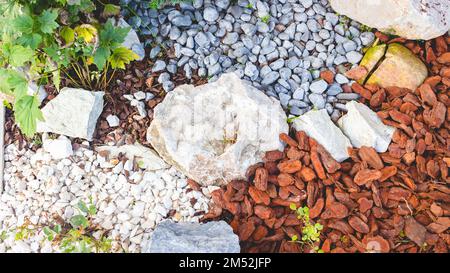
[60,26,75,44]
[74,24,98,43]
[38,9,59,34]
[109,47,138,70]
[6,70,28,99]
[103,4,120,17]
[13,15,34,34]
[14,95,44,138]
[17,33,43,50]
[9,45,34,67]
[69,215,89,229]
[100,20,130,47]
[289,203,297,211]
[93,46,110,70]
[291,235,298,241]
[77,200,89,214]
[53,224,62,234]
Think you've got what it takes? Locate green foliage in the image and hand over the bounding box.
[0,0,138,138]
[148,0,190,9]
[14,199,113,253]
[289,204,324,253]
[260,15,270,24]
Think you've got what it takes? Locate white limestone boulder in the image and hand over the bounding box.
[37,87,104,141]
[112,18,145,61]
[330,0,450,40]
[95,143,168,171]
[292,109,352,162]
[147,72,288,186]
[338,101,395,153]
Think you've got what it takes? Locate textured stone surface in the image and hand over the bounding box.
[147,73,288,186]
[146,220,240,253]
[37,88,104,141]
[42,134,73,159]
[363,43,428,91]
[95,143,168,171]
[330,0,450,40]
[338,101,395,153]
[292,109,352,162]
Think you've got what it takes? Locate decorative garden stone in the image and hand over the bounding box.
[146,220,240,253]
[147,72,288,186]
[292,109,352,162]
[330,0,450,40]
[42,134,73,159]
[360,43,428,91]
[338,101,395,153]
[37,87,104,141]
[95,143,168,171]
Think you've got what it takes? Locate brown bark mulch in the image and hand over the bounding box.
[202,34,449,253]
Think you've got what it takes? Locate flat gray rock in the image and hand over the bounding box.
[37,88,104,141]
[146,220,240,253]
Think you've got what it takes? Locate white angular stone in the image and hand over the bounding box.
[37,87,104,141]
[338,101,395,153]
[112,18,145,61]
[147,72,288,186]
[106,115,120,127]
[42,135,73,159]
[330,0,450,40]
[292,109,352,162]
[95,143,168,171]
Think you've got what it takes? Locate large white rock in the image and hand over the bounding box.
[330,0,450,40]
[292,109,352,162]
[37,87,104,141]
[42,134,73,159]
[112,18,145,61]
[338,101,395,153]
[95,143,168,171]
[147,72,288,186]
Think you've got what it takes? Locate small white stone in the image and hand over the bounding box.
[106,115,120,127]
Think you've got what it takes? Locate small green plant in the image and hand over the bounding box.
[286,115,300,124]
[149,0,191,9]
[246,3,253,9]
[260,15,270,24]
[0,0,137,138]
[13,199,113,253]
[289,204,324,253]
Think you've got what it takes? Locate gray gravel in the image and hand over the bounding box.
[120,0,373,120]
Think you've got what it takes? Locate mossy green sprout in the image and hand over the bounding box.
[290,204,324,253]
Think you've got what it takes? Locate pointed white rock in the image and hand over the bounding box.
[42,135,73,159]
[338,101,395,153]
[292,109,352,162]
[37,87,104,141]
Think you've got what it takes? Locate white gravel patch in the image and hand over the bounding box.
[0,143,215,253]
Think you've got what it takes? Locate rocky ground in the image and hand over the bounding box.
[121,0,372,120]
[0,137,214,252]
[0,0,449,254]
[207,35,450,253]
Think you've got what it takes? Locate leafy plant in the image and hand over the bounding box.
[13,199,113,253]
[0,0,137,138]
[289,204,324,253]
[148,0,191,9]
[260,15,270,24]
